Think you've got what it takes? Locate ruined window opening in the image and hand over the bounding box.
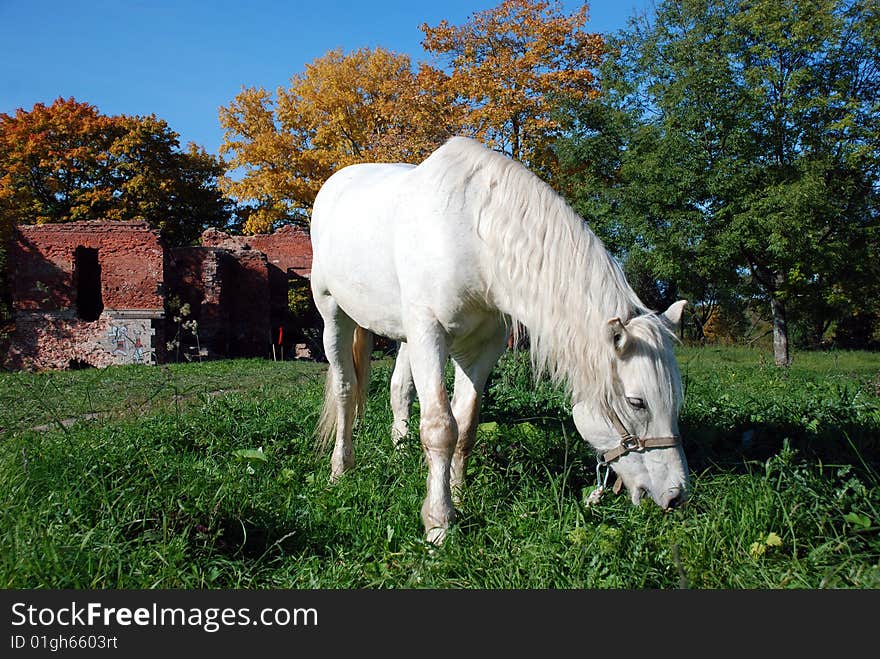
[74,247,103,321]
[68,358,95,370]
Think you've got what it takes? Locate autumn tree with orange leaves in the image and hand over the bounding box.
[0,98,231,246]
[219,47,457,234]
[421,0,604,177]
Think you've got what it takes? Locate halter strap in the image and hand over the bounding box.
[590,408,682,499]
[599,408,681,466]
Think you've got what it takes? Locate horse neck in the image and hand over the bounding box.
[481,184,647,401]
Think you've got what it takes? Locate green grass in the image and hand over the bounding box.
[0,358,326,434]
[1,347,878,588]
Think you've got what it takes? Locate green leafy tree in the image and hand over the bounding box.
[555,84,742,342]
[558,0,880,363]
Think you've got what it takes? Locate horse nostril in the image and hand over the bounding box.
[664,489,685,511]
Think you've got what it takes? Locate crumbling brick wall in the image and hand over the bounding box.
[165,246,271,360]
[164,247,224,360]
[222,249,271,357]
[3,221,318,371]
[4,221,166,370]
[201,225,318,356]
[201,225,312,278]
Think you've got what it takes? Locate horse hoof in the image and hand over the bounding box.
[426,527,447,545]
[391,430,408,448]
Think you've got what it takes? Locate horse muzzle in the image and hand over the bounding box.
[657,485,687,511]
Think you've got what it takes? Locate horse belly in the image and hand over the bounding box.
[322,257,405,340]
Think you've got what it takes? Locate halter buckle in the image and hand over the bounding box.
[620,435,644,452]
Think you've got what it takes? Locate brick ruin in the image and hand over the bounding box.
[2,221,316,370]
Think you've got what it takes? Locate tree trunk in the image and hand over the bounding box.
[511,115,520,162]
[770,294,791,367]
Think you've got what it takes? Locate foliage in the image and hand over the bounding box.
[1,348,878,588]
[0,97,232,246]
[557,0,880,357]
[287,276,312,319]
[218,47,457,233]
[421,0,604,178]
[218,1,612,230]
[481,350,570,421]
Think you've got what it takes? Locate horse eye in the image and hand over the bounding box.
[626,397,646,409]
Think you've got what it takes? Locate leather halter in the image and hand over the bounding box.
[598,407,681,495]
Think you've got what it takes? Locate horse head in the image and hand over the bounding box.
[573,300,690,511]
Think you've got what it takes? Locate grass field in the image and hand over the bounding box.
[1,347,878,588]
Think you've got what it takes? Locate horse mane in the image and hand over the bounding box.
[423,136,677,406]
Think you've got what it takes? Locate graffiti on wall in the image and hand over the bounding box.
[103,320,156,365]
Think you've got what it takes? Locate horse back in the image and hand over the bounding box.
[311,157,495,340]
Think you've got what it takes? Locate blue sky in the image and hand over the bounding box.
[0,1,652,157]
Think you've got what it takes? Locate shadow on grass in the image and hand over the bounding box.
[213,515,331,561]
[680,418,880,478]
[475,406,880,490]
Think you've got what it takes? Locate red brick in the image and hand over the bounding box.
[4,221,317,371]
[5,221,165,370]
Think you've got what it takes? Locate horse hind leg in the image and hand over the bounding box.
[315,296,369,481]
[450,326,508,504]
[390,341,415,447]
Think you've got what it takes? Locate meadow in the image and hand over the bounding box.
[1,347,878,589]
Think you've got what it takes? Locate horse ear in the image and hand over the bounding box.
[607,317,629,354]
[663,300,688,329]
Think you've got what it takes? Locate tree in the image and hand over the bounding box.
[558,0,880,364]
[107,114,231,246]
[0,98,117,228]
[421,0,604,177]
[0,97,231,246]
[555,96,743,342]
[218,47,457,233]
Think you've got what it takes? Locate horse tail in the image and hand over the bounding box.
[352,325,374,419]
[315,369,338,453]
[316,325,374,453]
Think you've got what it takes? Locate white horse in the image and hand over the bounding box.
[310,137,689,543]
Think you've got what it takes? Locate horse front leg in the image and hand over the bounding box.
[449,363,480,504]
[389,341,415,447]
